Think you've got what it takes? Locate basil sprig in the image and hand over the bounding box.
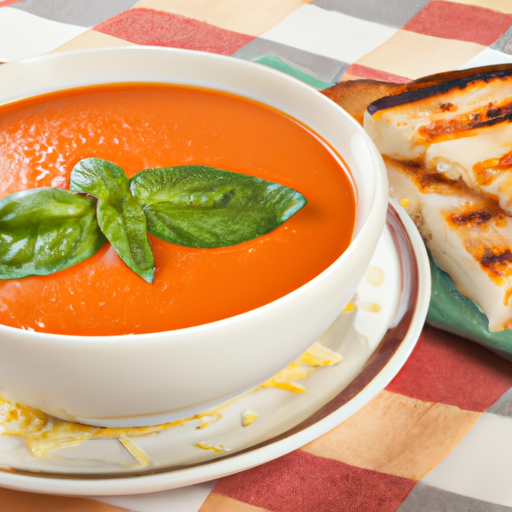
[0,159,306,282]
[70,158,155,284]
[130,165,307,248]
[0,188,105,279]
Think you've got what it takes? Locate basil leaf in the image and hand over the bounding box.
[70,158,155,283]
[130,166,307,248]
[0,188,105,279]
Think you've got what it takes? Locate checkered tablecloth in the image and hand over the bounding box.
[3,1,512,510]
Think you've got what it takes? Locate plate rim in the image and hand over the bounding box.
[0,199,431,496]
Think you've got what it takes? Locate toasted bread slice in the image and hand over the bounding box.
[386,156,512,332]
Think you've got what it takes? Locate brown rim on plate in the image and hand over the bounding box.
[0,202,424,488]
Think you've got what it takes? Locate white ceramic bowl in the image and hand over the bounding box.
[0,47,388,427]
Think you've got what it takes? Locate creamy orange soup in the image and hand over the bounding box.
[0,84,356,335]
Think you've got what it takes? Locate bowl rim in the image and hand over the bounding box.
[0,46,388,342]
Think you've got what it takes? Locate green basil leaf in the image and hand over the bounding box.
[130,166,307,248]
[0,188,105,279]
[70,158,155,283]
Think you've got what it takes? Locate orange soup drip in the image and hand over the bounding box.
[0,84,356,336]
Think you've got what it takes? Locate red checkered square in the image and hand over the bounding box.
[403,0,512,46]
[387,325,512,411]
[94,8,254,55]
[213,450,415,512]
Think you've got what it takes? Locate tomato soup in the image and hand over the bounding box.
[0,84,356,336]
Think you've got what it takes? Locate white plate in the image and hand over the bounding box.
[0,199,430,496]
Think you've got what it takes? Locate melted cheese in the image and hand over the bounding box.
[241,410,259,427]
[0,341,343,465]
